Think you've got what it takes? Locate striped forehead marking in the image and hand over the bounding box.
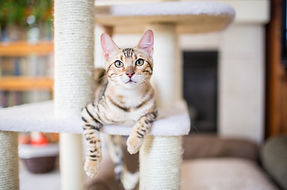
[122,48,134,58]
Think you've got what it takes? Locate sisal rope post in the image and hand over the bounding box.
[0,131,19,190]
[54,0,95,189]
[140,136,182,189]
[139,24,183,190]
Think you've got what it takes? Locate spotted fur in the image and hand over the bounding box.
[82,30,157,179]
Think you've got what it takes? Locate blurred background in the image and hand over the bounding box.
[0,0,286,190]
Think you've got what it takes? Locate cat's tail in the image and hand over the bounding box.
[93,68,108,102]
[106,135,139,190]
[106,135,123,180]
[121,166,139,190]
[94,68,106,84]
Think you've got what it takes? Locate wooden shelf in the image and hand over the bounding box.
[0,77,54,91]
[0,41,53,56]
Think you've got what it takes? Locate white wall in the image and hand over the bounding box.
[219,24,265,143]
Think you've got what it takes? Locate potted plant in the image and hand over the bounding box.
[0,0,52,41]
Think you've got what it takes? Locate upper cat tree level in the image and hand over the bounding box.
[95,1,235,33]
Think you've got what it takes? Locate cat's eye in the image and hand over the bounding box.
[135,59,144,66]
[114,60,124,68]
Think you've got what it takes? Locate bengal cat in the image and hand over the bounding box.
[81,30,157,178]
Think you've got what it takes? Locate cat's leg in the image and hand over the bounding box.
[127,111,158,154]
[81,103,103,177]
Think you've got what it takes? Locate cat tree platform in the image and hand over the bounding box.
[95,1,235,33]
[0,101,190,136]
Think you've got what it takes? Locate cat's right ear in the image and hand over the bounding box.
[100,33,119,61]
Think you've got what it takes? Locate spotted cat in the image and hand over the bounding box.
[81,30,157,177]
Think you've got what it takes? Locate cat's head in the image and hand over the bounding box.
[100,30,154,89]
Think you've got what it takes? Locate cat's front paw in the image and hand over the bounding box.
[127,136,143,154]
[84,159,101,178]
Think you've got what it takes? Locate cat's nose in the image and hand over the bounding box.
[126,71,135,78]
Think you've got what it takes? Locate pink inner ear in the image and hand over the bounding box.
[137,30,154,57]
[100,33,119,60]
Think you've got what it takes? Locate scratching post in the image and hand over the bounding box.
[54,0,95,190]
[140,136,182,189]
[0,132,19,190]
[139,24,182,190]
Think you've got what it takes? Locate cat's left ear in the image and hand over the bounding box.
[136,30,154,57]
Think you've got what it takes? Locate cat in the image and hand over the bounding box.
[81,30,157,178]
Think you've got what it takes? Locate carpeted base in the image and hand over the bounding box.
[181,158,278,190]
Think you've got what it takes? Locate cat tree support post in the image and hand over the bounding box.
[54,0,95,190]
[0,132,19,190]
[140,24,182,190]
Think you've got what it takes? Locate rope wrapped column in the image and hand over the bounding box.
[54,0,95,190]
[140,136,182,189]
[0,131,19,190]
[140,24,183,190]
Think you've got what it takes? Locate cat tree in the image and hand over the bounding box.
[0,1,234,190]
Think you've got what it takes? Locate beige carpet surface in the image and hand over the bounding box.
[181,158,278,190]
